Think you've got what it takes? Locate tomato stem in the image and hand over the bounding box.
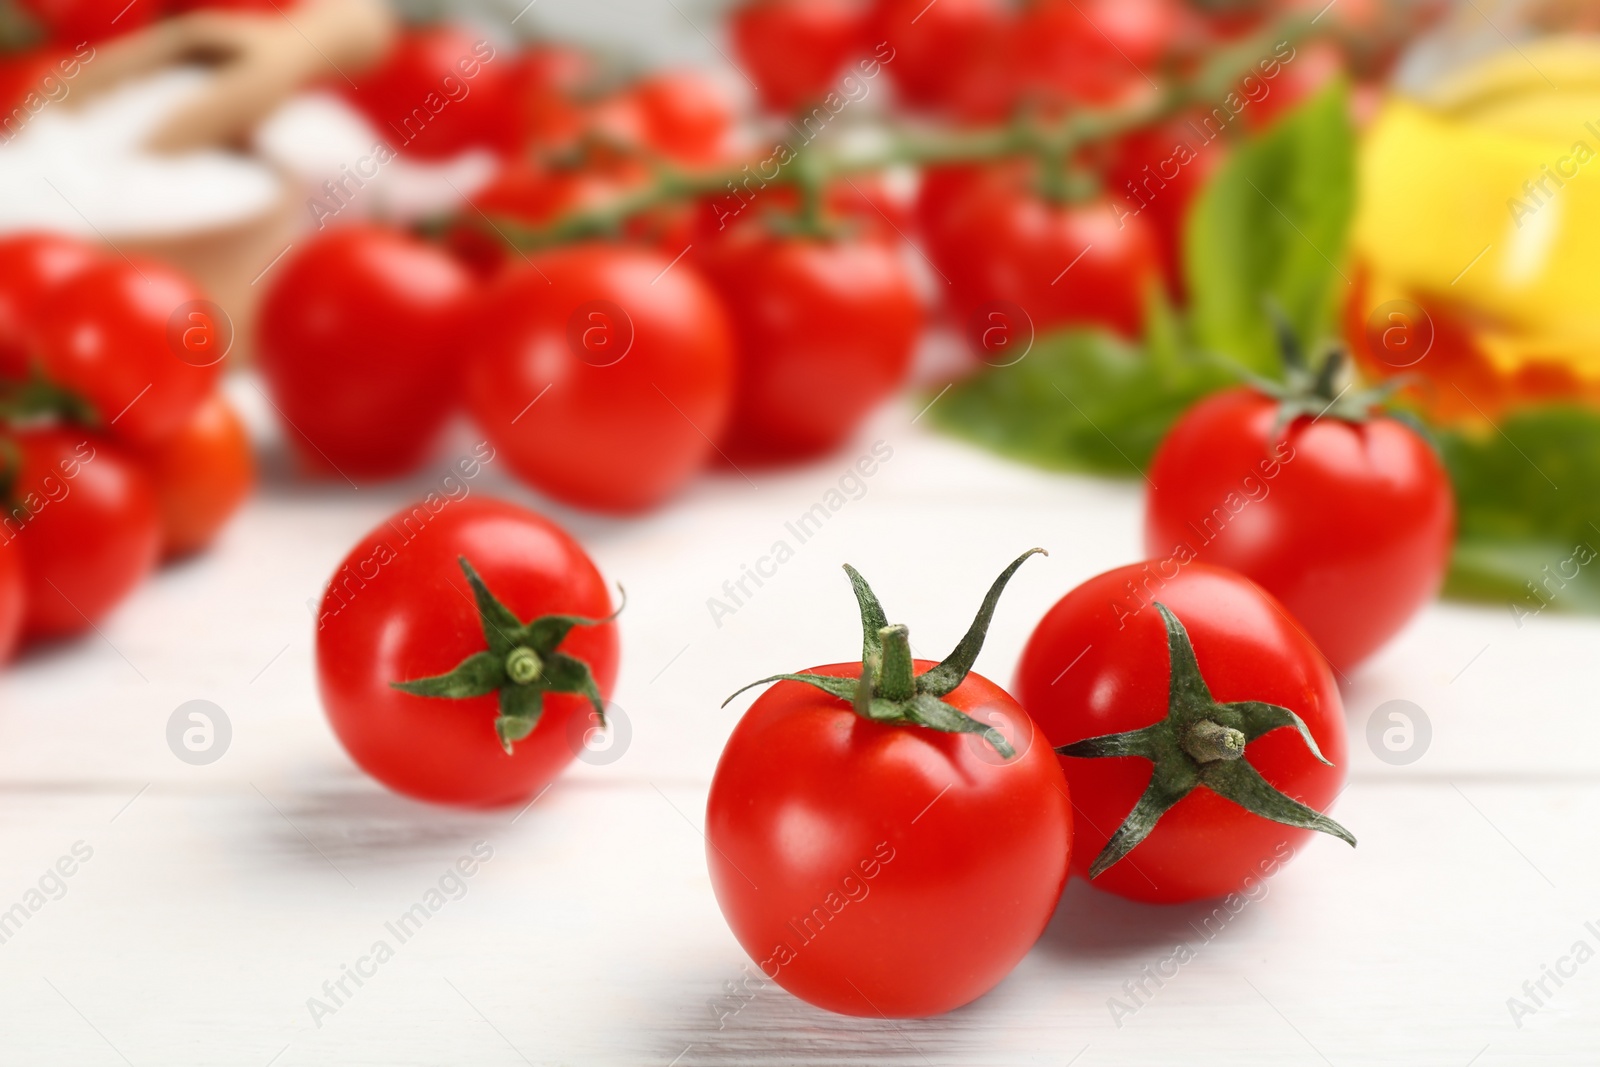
[1057,602,1354,879]
[506,646,544,685]
[475,16,1318,250]
[876,624,915,701]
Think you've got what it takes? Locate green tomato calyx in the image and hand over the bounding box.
[1058,601,1356,879]
[721,549,1048,760]
[390,556,623,755]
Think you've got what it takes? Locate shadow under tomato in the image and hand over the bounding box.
[1034,874,1272,963]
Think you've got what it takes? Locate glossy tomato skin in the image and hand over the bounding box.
[731,0,866,114]
[1108,114,1229,297]
[708,662,1072,1016]
[618,71,733,165]
[1144,388,1455,671]
[1015,562,1346,903]
[941,185,1161,339]
[0,230,100,380]
[699,233,920,463]
[317,497,619,807]
[135,392,255,559]
[257,225,472,480]
[9,427,160,640]
[341,27,510,159]
[465,243,735,514]
[33,257,221,446]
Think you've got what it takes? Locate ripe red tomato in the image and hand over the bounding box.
[8,427,160,640]
[465,243,735,514]
[698,231,920,463]
[1144,386,1455,671]
[340,27,511,159]
[32,256,221,447]
[316,496,619,807]
[1015,561,1351,903]
[134,392,254,559]
[940,181,1161,339]
[1016,0,1179,106]
[14,0,154,43]
[0,230,100,380]
[257,225,472,481]
[610,71,733,165]
[1240,40,1345,133]
[708,552,1071,1016]
[1107,114,1230,296]
[446,160,643,279]
[871,0,1010,112]
[0,537,21,664]
[731,0,866,114]
[489,45,596,156]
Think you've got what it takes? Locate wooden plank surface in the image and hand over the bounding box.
[0,380,1594,1066]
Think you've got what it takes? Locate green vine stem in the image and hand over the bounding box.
[484,16,1317,250]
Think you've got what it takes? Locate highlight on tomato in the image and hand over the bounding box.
[316,496,621,807]
[707,550,1072,1017]
[1014,561,1353,904]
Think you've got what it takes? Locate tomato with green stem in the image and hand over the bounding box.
[1014,561,1353,903]
[316,497,621,807]
[1144,328,1455,672]
[708,550,1072,1017]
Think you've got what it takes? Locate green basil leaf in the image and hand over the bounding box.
[926,326,1234,477]
[1438,406,1600,617]
[1184,80,1355,373]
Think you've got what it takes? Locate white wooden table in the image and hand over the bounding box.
[0,376,1594,1066]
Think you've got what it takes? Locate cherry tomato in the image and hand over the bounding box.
[0,230,101,381]
[699,231,921,463]
[32,256,222,447]
[731,0,866,114]
[871,0,1010,112]
[134,392,254,559]
[14,0,154,43]
[1144,386,1455,672]
[257,225,472,481]
[1016,0,1179,106]
[447,160,645,279]
[7,427,160,640]
[611,71,734,166]
[939,180,1161,339]
[340,27,511,160]
[465,243,735,514]
[1107,114,1230,297]
[489,45,596,157]
[0,520,23,664]
[1015,561,1350,903]
[316,496,619,807]
[708,552,1071,1016]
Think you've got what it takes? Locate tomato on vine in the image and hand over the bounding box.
[731,0,867,114]
[708,550,1072,1017]
[0,230,99,381]
[698,226,921,463]
[316,497,621,807]
[1144,329,1455,672]
[339,27,509,159]
[465,243,735,514]
[939,176,1161,339]
[1015,561,1352,903]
